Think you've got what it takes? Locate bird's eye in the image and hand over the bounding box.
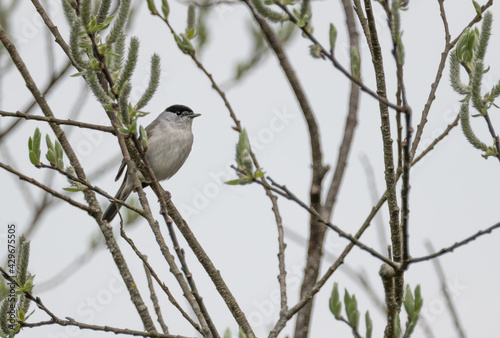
[176,111,183,116]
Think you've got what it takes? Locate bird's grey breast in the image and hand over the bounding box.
[146,121,194,181]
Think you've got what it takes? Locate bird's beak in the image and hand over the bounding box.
[190,113,201,118]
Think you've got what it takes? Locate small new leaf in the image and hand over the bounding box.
[254,168,265,178]
[329,23,337,53]
[403,284,415,318]
[414,285,423,313]
[365,311,373,338]
[28,128,41,166]
[147,0,158,13]
[225,176,254,185]
[473,0,482,16]
[236,129,253,174]
[393,312,401,338]
[140,125,148,149]
[162,0,170,18]
[63,187,86,192]
[329,282,342,317]
[55,140,63,163]
[29,151,40,167]
[46,149,57,165]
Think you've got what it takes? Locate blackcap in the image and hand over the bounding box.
[102,104,200,222]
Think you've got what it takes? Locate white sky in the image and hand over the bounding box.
[1,0,500,337]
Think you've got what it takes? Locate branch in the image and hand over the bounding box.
[265,176,398,268]
[273,2,404,112]
[411,112,460,166]
[410,0,494,160]
[0,110,115,134]
[144,262,170,334]
[0,162,92,214]
[425,241,466,338]
[20,319,189,338]
[2,12,156,331]
[0,60,72,140]
[130,137,218,337]
[270,184,390,336]
[120,224,202,333]
[39,164,146,217]
[410,222,500,264]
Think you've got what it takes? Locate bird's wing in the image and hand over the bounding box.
[115,119,159,181]
[145,119,160,139]
[114,160,126,181]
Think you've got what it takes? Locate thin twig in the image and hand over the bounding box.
[0,60,72,140]
[273,2,405,113]
[120,224,201,333]
[131,137,217,338]
[144,261,170,334]
[0,110,115,134]
[481,111,500,163]
[411,112,460,166]
[265,176,398,268]
[425,241,466,338]
[20,319,189,338]
[1,267,181,337]
[410,0,494,160]
[269,186,390,336]
[39,163,145,217]
[409,222,500,264]
[2,15,157,331]
[0,162,92,213]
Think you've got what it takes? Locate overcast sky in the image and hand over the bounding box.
[1,0,500,337]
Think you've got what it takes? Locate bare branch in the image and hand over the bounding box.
[0,110,115,134]
[425,241,466,338]
[409,222,500,264]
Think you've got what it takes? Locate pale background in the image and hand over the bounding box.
[1,0,500,337]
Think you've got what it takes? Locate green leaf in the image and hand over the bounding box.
[225,179,242,185]
[29,128,41,166]
[365,311,372,338]
[223,328,232,338]
[162,0,170,18]
[329,282,342,317]
[63,187,85,192]
[297,19,305,28]
[414,285,423,313]
[45,134,54,152]
[70,70,91,78]
[147,0,158,13]
[140,125,148,149]
[254,168,265,178]
[33,128,41,157]
[236,129,253,174]
[89,14,115,33]
[393,311,401,338]
[57,158,65,171]
[329,23,337,53]
[187,27,196,39]
[403,284,414,318]
[29,150,40,167]
[473,0,482,16]
[225,176,254,185]
[55,140,63,162]
[46,149,56,165]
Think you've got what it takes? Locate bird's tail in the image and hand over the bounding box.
[102,177,133,222]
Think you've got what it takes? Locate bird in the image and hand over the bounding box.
[102,104,200,222]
